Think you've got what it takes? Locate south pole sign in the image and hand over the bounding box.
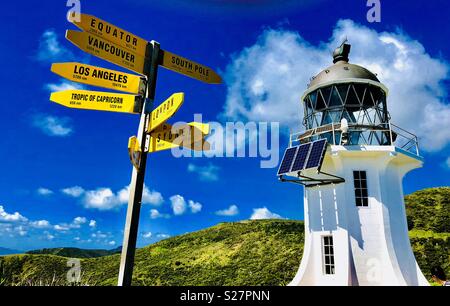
[160,50,222,84]
[48,12,222,286]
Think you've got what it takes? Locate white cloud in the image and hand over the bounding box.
[61,186,85,198]
[142,187,164,206]
[223,19,450,152]
[30,220,51,229]
[170,195,186,216]
[35,29,75,62]
[117,185,163,206]
[187,163,220,181]
[46,80,84,92]
[250,207,283,220]
[72,217,87,226]
[46,233,55,241]
[15,226,27,237]
[91,231,108,239]
[89,220,96,228]
[215,204,239,216]
[142,232,152,239]
[33,114,73,137]
[83,188,120,211]
[116,185,163,206]
[37,187,53,196]
[108,240,116,246]
[82,185,163,211]
[54,224,70,231]
[156,233,170,239]
[188,200,202,214]
[53,217,87,232]
[0,205,28,223]
[149,209,170,219]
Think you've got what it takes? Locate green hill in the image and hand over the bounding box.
[0,187,448,286]
[26,247,121,258]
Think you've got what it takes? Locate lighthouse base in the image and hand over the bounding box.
[288,145,429,286]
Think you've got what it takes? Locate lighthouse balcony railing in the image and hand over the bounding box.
[290,122,420,156]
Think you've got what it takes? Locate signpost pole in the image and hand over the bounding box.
[118,41,160,287]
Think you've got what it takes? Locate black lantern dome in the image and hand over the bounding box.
[301,42,391,146]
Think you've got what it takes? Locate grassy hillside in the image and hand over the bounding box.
[0,187,448,286]
[405,187,450,233]
[26,247,121,258]
[0,220,304,286]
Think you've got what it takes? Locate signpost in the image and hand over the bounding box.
[50,89,143,114]
[49,12,221,287]
[51,62,145,94]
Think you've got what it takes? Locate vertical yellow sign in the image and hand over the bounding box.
[147,93,184,132]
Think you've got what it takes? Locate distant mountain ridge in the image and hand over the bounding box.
[26,246,121,258]
[0,247,22,256]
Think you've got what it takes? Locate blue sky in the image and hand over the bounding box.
[0,0,449,251]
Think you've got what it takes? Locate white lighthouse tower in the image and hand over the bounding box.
[278,42,429,286]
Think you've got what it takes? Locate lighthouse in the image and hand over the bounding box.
[278,42,429,286]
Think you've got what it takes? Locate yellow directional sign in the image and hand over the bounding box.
[147,93,184,132]
[51,62,145,94]
[148,122,210,153]
[160,50,222,84]
[128,136,141,170]
[71,13,148,58]
[66,30,146,75]
[50,89,143,114]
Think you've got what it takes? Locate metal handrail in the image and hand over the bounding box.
[290,122,420,156]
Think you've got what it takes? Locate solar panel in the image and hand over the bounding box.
[277,146,298,175]
[291,143,311,172]
[305,139,327,169]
